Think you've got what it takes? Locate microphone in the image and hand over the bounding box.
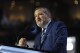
[15,26,30,46]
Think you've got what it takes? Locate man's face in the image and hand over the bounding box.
[34,10,48,28]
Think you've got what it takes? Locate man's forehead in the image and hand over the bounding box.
[35,9,44,14]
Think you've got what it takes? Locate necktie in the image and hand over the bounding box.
[41,28,45,44]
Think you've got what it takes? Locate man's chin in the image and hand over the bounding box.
[37,24,42,27]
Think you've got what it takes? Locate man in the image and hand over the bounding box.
[18,7,68,53]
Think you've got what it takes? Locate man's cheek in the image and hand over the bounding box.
[45,13,49,18]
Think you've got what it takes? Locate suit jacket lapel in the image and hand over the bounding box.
[40,20,54,48]
[36,33,42,49]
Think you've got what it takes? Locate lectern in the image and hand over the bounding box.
[0,45,45,53]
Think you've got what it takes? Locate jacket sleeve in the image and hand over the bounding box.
[52,21,68,53]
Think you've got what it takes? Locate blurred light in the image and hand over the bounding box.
[67,36,76,52]
[9,14,17,22]
[19,6,23,10]
[11,1,15,6]
[67,38,72,43]
[67,43,73,51]
[17,15,25,22]
[10,1,16,10]
[75,12,80,20]
[74,0,78,5]
[67,37,76,43]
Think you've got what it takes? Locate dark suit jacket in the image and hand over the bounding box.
[34,20,68,53]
